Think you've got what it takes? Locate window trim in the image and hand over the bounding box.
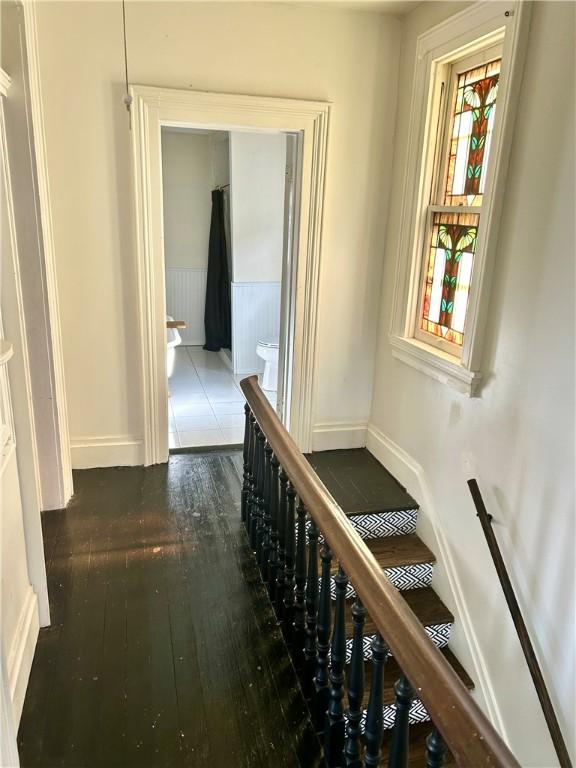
[389,2,531,396]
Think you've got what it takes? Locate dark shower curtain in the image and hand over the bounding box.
[203,189,231,351]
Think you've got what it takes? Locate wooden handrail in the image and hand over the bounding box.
[241,375,520,768]
[468,479,572,768]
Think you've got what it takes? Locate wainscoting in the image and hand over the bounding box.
[231,282,281,374]
[165,267,207,345]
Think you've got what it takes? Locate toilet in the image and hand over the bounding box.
[256,337,279,391]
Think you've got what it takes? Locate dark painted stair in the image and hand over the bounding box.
[307,448,474,730]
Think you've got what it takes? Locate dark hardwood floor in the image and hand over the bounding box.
[18,450,320,767]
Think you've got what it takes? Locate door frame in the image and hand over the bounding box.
[276,132,301,430]
[130,85,330,464]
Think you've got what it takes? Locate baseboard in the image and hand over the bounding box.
[366,422,508,739]
[218,349,233,371]
[7,585,39,726]
[70,434,144,469]
[311,421,367,451]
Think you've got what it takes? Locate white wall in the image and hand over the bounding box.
[33,1,400,455]
[230,131,286,284]
[161,129,215,345]
[368,2,575,765]
[229,131,286,373]
[161,129,212,270]
[211,132,230,189]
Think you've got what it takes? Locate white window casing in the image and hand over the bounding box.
[389,2,532,396]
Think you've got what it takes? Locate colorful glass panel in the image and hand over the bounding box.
[444,59,501,207]
[420,212,479,345]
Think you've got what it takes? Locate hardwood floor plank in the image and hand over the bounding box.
[18,449,314,767]
[327,534,435,575]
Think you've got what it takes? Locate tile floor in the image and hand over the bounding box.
[169,346,277,448]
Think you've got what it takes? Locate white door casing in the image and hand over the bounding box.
[130,86,330,464]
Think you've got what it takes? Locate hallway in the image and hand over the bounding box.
[18,452,319,767]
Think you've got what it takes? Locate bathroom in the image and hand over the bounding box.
[162,126,293,449]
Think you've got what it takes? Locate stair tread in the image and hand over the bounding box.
[346,587,454,638]
[329,534,435,575]
[380,722,455,766]
[359,646,474,706]
[306,448,418,516]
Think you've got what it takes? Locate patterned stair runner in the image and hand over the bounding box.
[306,448,474,730]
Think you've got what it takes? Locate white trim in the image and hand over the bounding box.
[1,92,50,626]
[389,1,531,397]
[312,421,367,452]
[390,335,482,396]
[0,341,14,365]
[0,69,11,99]
[131,85,329,463]
[218,348,233,371]
[70,434,144,469]
[6,585,39,727]
[21,1,74,503]
[1,650,20,767]
[366,422,508,739]
[231,281,282,288]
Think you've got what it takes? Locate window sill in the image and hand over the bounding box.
[389,335,482,397]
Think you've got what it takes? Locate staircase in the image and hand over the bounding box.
[308,449,473,738]
[240,374,520,768]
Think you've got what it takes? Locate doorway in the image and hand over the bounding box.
[130,86,329,464]
[161,127,297,449]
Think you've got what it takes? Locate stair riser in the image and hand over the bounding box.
[345,623,452,663]
[307,508,419,541]
[326,563,434,598]
[344,698,432,732]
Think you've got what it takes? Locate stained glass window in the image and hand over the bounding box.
[420,212,479,345]
[443,59,501,207]
[417,54,501,351]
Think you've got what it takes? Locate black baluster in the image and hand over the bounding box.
[282,484,297,644]
[324,566,348,766]
[388,674,413,768]
[425,727,445,768]
[313,542,332,733]
[344,596,366,768]
[303,519,319,699]
[244,413,256,534]
[275,468,289,617]
[255,427,266,566]
[364,633,387,768]
[241,403,251,524]
[268,454,280,603]
[260,442,273,584]
[249,423,261,551]
[293,501,308,670]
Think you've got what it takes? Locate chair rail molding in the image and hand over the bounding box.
[130,85,330,464]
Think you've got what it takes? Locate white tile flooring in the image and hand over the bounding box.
[169,346,277,449]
